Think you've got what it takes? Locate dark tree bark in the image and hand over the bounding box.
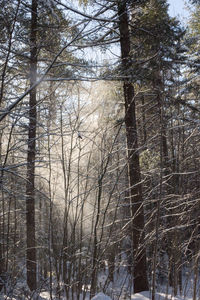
[26,0,38,291]
[117,1,149,293]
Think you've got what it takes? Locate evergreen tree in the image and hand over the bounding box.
[117,0,149,293]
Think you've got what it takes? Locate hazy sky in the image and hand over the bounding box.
[167,0,190,23]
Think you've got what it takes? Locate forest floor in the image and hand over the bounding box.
[1,266,198,299]
[38,290,195,300]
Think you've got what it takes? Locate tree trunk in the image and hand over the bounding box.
[26,0,38,291]
[117,1,149,293]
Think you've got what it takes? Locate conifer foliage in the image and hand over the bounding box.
[0,0,199,298]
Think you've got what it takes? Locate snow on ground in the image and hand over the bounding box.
[3,290,194,300]
[37,290,193,300]
[91,292,112,300]
[90,291,193,300]
[131,291,193,300]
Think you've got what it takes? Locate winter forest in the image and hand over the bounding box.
[0,0,199,299]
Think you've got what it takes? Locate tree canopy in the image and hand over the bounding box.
[0,0,199,299]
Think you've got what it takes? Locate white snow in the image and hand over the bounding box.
[91,292,112,300]
[131,291,193,300]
